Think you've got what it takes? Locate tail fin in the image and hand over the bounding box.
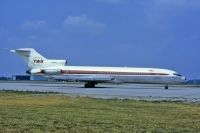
[10,48,47,69]
[11,48,67,69]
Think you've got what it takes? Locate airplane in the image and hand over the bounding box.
[10,48,186,89]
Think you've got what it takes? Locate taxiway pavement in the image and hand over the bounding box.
[0,81,200,103]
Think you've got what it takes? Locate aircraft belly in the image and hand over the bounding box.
[113,75,173,84]
[53,74,183,84]
[53,74,114,82]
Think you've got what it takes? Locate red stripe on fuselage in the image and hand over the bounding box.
[61,70,169,76]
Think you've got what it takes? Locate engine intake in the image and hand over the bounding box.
[26,69,41,74]
[41,69,62,74]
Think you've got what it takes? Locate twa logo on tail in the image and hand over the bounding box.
[33,59,43,63]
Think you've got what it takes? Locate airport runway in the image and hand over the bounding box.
[0,81,200,103]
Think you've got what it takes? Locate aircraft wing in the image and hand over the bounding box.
[51,75,115,83]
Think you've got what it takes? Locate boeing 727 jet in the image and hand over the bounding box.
[11,48,186,89]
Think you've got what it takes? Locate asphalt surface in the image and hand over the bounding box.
[0,81,200,103]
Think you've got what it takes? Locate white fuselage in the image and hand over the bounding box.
[36,66,186,84]
[11,48,186,87]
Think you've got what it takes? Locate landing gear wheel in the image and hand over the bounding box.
[165,85,168,90]
[85,82,96,88]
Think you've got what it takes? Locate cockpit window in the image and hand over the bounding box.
[173,73,182,77]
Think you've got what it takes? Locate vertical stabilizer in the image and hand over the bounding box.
[10,48,47,69]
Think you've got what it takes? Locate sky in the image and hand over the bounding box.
[0,0,200,79]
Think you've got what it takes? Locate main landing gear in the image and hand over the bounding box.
[165,85,169,90]
[84,82,97,88]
